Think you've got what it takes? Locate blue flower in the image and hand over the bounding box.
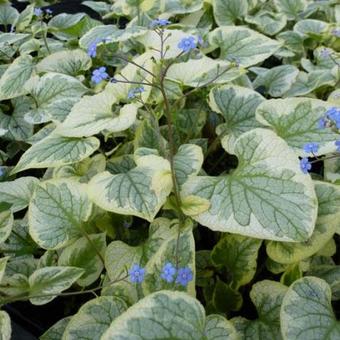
[332,28,340,38]
[34,8,43,16]
[335,140,340,152]
[303,142,319,154]
[161,263,176,283]
[175,267,193,286]
[325,107,340,128]
[178,36,197,53]
[91,67,109,84]
[45,8,53,15]
[129,264,145,283]
[87,41,98,58]
[150,18,171,28]
[318,117,327,129]
[0,167,4,177]
[300,158,311,174]
[320,48,331,58]
[128,86,145,99]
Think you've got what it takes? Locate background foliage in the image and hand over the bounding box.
[0,0,340,339]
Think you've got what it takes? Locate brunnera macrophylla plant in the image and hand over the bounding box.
[0,0,340,339]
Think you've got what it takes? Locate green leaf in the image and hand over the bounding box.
[252,65,299,97]
[79,25,117,49]
[174,144,203,186]
[134,118,167,153]
[213,279,243,313]
[28,266,84,305]
[256,98,340,156]
[0,176,39,212]
[56,90,138,137]
[213,0,248,26]
[274,0,307,20]
[294,19,329,37]
[208,26,281,67]
[167,56,245,87]
[280,263,302,286]
[0,55,34,100]
[307,266,340,300]
[12,134,100,173]
[15,4,34,32]
[182,129,317,242]
[204,314,239,340]
[232,280,288,340]
[0,211,13,244]
[63,296,128,340]
[32,73,88,104]
[281,277,340,340]
[36,49,92,76]
[58,233,106,287]
[267,181,340,264]
[0,4,18,25]
[0,256,10,283]
[101,290,237,340]
[89,151,172,222]
[28,180,93,249]
[209,85,265,153]
[0,97,34,141]
[0,311,11,340]
[143,220,196,296]
[245,11,287,36]
[211,234,262,289]
[27,73,88,124]
[40,317,71,340]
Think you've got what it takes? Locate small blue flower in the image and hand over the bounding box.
[0,167,4,177]
[128,86,145,99]
[91,67,109,84]
[178,36,197,53]
[300,158,312,174]
[87,41,98,58]
[303,142,319,154]
[320,48,331,58]
[318,117,327,129]
[161,263,176,283]
[175,267,193,286]
[325,107,340,128]
[332,28,340,38]
[150,18,171,28]
[129,264,145,283]
[45,8,53,15]
[335,140,340,152]
[34,8,43,16]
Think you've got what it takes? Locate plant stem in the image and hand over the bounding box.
[41,21,51,55]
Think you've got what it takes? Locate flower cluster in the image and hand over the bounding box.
[303,142,319,154]
[150,18,171,28]
[91,67,109,84]
[34,8,52,17]
[331,28,340,38]
[300,142,319,174]
[128,263,193,287]
[129,264,145,283]
[320,47,331,58]
[300,158,312,174]
[160,262,193,286]
[87,37,111,58]
[336,140,340,152]
[128,86,145,99]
